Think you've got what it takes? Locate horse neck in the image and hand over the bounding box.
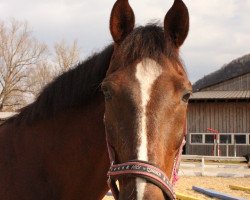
[0,92,110,199]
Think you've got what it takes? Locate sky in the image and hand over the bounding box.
[0,0,249,83]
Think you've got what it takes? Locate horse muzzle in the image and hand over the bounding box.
[107,160,176,200]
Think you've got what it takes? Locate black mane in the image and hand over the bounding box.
[7,45,114,124]
[5,24,179,125]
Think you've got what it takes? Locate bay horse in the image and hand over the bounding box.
[0,0,191,199]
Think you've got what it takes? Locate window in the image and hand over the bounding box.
[234,135,246,144]
[220,134,232,144]
[191,134,202,144]
[190,133,249,145]
[205,134,214,144]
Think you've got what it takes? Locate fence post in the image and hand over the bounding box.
[226,138,229,157]
[201,157,205,176]
[214,140,216,156]
[234,140,237,157]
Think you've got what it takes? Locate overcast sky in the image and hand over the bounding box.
[0,0,249,83]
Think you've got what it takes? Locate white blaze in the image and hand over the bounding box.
[135,58,162,200]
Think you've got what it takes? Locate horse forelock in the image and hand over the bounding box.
[110,24,179,70]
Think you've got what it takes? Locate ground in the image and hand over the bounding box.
[175,177,250,199]
[103,177,250,199]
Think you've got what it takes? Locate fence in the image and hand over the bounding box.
[180,155,249,177]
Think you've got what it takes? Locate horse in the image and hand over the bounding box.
[0,0,191,199]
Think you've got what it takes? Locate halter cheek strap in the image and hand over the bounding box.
[171,139,186,185]
[172,121,187,185]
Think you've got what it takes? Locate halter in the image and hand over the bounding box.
[105,121,187,200]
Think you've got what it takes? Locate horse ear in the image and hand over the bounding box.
[164,0,189,48]
[110,0,135,44]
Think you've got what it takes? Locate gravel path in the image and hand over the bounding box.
[103,177,250,199]
[175,176,250,200]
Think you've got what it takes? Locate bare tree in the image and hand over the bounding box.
[27,61,55,97]
[0,19,47,111]
[54,39,80,73]
[28,39,81,98]
[26,39,81,100]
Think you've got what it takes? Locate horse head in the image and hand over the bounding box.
[102,0,191,199]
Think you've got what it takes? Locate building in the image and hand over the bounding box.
[186,54,250,156]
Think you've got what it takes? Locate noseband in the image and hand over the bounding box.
[105,123,186,200]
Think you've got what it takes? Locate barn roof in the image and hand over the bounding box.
[193,54,250,91]
[190,90,250,100]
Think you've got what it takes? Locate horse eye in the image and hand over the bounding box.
[101,85,112,101]
[182,92,191,103]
